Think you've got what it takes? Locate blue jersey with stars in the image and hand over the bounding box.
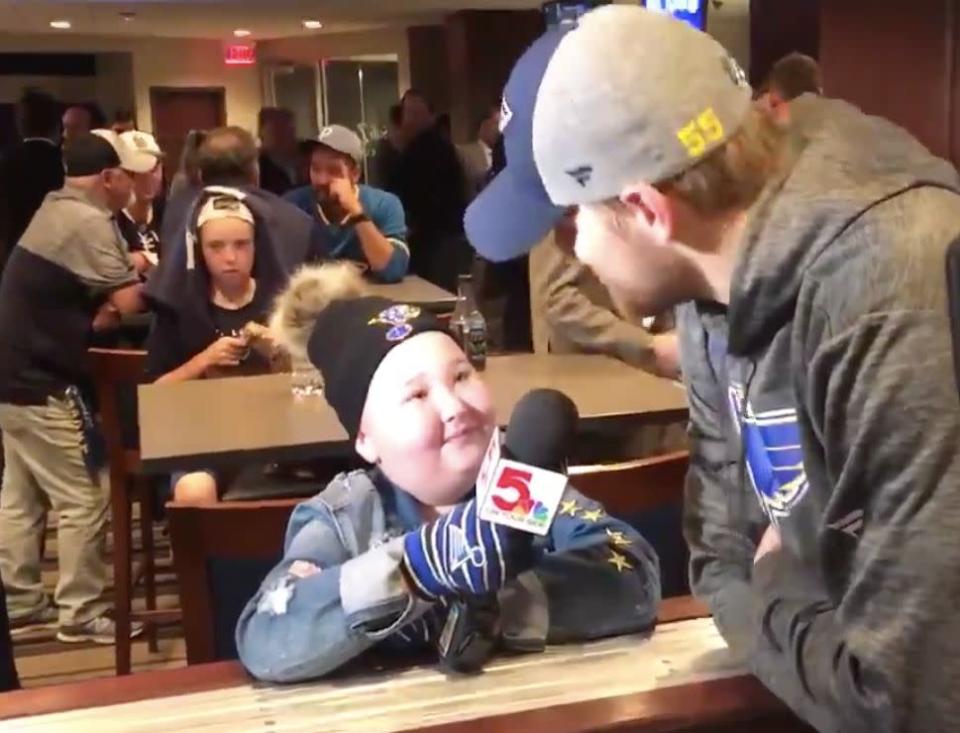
[235,468,660,683]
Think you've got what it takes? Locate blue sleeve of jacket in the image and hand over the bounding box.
[235,497,432,683]
[499,486,661,649]
[367,190,409,283]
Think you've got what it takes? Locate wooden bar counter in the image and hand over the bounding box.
[1,616,810,732]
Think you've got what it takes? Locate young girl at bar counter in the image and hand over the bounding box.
[235,263,661,683]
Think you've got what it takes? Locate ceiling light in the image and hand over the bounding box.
[233,29,252,38]
[119,12,136,22]
[302,20,323,30]
[49,20,72,30]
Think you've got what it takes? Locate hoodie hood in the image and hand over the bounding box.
[727,95,960,355]
[145,184,315,315]
[144,186,294,357]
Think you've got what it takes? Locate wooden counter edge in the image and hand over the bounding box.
[419,675,803,733]
[0,661,248,720]
[0,596,714,722]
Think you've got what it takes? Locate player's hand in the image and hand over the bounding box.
[754,525,782,565]
[651,332,681,379]
[202,336,248,369]
[327,178,363,217]
[402,498,534,600]
[92,303,120,332]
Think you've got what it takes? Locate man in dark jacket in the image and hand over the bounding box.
[0,90,64,271]
[389,90,469,291]
[466,8,960,732]
[256,107,298,197]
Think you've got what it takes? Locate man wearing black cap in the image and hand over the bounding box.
[467,7,960,732]
[0,130,151,645]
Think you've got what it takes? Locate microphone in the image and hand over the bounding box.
[438,389,579,675]
[503,388,580,472]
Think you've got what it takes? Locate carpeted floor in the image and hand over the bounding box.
[12,512,187,688]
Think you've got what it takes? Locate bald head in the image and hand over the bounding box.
[197,126,259,186]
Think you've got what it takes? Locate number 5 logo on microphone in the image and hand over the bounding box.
[481,461,567,536]
[492,466,534,513]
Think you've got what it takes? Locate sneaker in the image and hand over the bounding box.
[9,604,58,638]
[57,615,144,645]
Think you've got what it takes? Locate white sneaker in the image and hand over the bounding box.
[57,616,144,645]
[9,604,58,638]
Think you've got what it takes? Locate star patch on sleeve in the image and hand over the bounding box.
[560,499,579,517]
[257,577,294,616]
[607,551,633,573]
[605,528,632,548]
[580,508,604,523]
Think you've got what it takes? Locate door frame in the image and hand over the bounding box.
[148,86,227,133]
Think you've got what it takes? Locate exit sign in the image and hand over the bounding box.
[224,44,256,66]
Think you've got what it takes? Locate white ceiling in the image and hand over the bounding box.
[0,0,545,40]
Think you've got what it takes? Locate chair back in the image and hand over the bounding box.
[571,451,690,598]
[166,498,300,664]
[87,348,148,476]
[569,451,689,515]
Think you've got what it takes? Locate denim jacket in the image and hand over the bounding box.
[235,469,660,683]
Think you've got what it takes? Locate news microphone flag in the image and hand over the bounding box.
[477,428,568,536]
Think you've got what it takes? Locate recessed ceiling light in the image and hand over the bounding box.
[302,20,323,30]
[50,20,72,30]
[119,12,136,22]
[233,29,252,38]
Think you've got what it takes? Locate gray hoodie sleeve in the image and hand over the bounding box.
[748,300,960,733]
[677,304,767,650]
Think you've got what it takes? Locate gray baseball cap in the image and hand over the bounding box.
[316,125,364,164]
[532,5,752,207]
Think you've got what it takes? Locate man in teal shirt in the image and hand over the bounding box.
[285,125,409,282]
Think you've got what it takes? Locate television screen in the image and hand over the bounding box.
[644,0,708,30]
[542,0,612,29]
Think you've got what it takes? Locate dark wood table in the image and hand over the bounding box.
[367,274,457,311]
[0,600,810,733]
[137,353,688,474]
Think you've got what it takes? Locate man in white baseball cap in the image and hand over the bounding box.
[0,128,148,645]
[117,130,165,274]
[469,5,960,732]
[285,125,409,283]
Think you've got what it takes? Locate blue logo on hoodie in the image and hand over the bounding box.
[728,385,808,523]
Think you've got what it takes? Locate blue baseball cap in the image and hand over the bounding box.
[464,27,571,263]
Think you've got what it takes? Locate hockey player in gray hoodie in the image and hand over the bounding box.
[464,7,960,733]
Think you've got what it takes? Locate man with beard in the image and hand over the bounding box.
[466,8,960,732]
[285,125,409,283]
